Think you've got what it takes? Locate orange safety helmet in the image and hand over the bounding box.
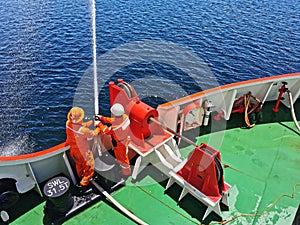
[67,107,84,123]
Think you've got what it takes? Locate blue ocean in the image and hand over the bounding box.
[0,0,299,155]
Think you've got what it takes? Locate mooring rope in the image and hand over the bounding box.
[244,93,261,128]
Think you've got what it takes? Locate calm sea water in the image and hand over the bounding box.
[0,0,299,155]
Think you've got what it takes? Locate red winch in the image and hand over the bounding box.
[109,79,166,148]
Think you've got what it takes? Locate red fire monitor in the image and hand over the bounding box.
[109,79,167,150]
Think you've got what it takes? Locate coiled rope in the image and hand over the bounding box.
[244,92,261,128]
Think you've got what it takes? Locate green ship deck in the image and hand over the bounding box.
[11,121,300,225]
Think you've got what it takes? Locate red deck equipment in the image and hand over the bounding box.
[166,143,231,220]
[109,79,166,150]
[176,143,227,202]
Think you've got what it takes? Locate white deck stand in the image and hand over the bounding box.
[130,136,182,180]
[130,135,231,221]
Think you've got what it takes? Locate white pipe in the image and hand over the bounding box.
[287,91,300,132]
[91,180,149,225]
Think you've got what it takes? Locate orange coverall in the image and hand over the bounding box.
[99,115,131,176]
[66,120,100,186]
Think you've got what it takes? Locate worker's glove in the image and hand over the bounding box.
[84,120,93,128]
[94,114,103,127]
[94,120,101,127]
[94,127,101,135]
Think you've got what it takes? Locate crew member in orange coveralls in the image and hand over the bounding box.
[65,107,102,186]
[97,103,131,176]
